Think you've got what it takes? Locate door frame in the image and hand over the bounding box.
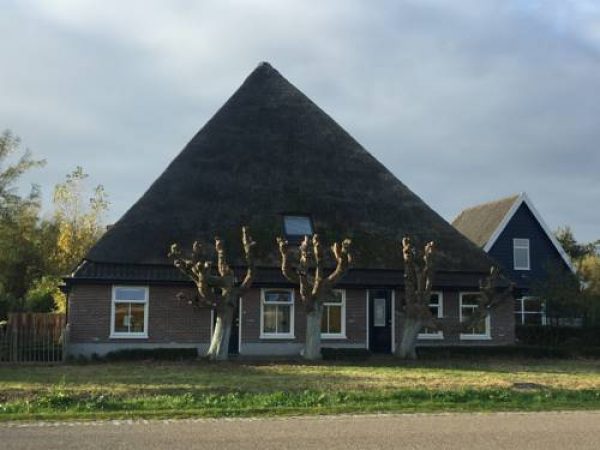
[366,289,395,354]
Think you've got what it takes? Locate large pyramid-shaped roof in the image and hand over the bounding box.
[85,62,492,273]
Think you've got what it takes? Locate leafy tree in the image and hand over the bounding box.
[578,255,600,326]
[0,203,44,301]
[555,226,597,261]
[51,166,109,275]
[550,228,600,326]
[0,137,108,319]
[0,130,45,217]
[0,130,46,319]
[532,263,585,326]
[24,276,63,313]
[580,255,600,296]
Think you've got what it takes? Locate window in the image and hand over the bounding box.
[373,297,386,327]
[283,215,313,238]
[261,289,294,338]
[110,286,149,338]
[513,238,530,270]
[459,292,491,340]
[418,292,443,339]
[515,296,545,325]
[321,290,346,338]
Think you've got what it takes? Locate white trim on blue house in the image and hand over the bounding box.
[482,192,576,273]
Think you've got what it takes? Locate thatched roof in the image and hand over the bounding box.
[452,194,520,247]
[84,62,493,273]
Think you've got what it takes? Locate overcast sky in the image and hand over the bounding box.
[1,0,599,242]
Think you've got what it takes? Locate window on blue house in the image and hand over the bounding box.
[513,238,530,270]
[515,297,545,325]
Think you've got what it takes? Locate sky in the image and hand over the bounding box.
[1,0,599,242]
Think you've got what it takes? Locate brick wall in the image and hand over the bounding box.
[241,288,367,346]
[68,284,211,344]
[69,283,514,350]
[395,289,515,347]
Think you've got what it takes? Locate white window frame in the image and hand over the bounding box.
[515,296,546,326]
[513,238,531,270]
[260,288,295,339]
[418,291,444,340]
[321,289,346,339]
[110,285,149,339]
[459,292,491,340]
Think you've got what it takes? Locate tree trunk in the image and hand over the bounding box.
[395,318,422,360]
[207,304,234,361]
[303,305,323,360]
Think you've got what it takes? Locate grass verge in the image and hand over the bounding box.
[2,387,600,421]
[1,359,599,421]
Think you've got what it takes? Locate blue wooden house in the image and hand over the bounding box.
[452,192,575,325]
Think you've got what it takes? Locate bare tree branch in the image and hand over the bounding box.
[240,226,256,291]
[168,227,257,361]
[276,237,300,284]
[215,236,232,278]
[325,238,352,286]
[275,233,352,359]
[312,234,324,291]
[401,237,436,322]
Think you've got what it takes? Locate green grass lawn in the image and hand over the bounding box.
[1,357,599,421]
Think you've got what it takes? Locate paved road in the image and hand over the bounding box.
[1,411,600,449]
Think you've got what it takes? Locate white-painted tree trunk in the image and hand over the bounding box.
[207,304,234,361]
[303,305,323,360]
[395,319,422,360]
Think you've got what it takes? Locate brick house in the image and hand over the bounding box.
[452,192,575,326]
[64,62,514,358]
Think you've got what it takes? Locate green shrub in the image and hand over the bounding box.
[416,345,570,359]
[321,348,371,361]
[516,325,600,347]
[103,348,199,361]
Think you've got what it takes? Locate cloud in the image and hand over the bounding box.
[2,0,599,241]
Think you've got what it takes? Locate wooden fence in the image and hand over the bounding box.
[0,313,66,363]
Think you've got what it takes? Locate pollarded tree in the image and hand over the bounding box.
[168,227,255,361]
[462,266,515,332]
[277,234,352,360]
[395,237,436,360]
[395,237,514,360]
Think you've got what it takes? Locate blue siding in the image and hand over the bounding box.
[488,203,570,290]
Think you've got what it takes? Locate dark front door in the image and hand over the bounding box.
[213,302,239,355]
[369,289,392,353]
